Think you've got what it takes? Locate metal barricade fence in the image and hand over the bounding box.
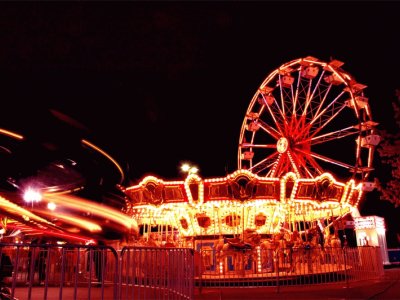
[0,242,119,300]
[196,246,384,290]
[119,246,194,300]
[0,243,383,299]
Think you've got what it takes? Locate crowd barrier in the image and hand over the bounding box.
[119,246,194,300]
[0,243,193,300]
[196,246,384,290]
[0,243,384,299]
[0,242,119,300]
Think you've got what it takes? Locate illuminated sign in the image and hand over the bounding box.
[354,216,385,230]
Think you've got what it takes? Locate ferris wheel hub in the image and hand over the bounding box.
[277,137,289,153]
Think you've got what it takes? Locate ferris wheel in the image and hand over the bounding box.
[238,56,379,181]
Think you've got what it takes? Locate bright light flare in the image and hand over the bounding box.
[181,164,190,172]
[190,167,199,174]
[47,202,56,211]
[181,163,199,175]
[23,188,42,203]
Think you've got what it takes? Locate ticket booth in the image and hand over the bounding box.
[354,216,390,265]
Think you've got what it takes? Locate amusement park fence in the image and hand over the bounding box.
[196,246,384,291]
[119,246,194,300]
[0,243,194,300]
[0,243,385,300]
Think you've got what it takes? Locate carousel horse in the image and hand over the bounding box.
[243,228,262,245]
[287,227,324,273]
[216,231,260,273]
[134,236,148,246]
[144,233,161,247]
[260,238,277,272]
[288,230,304,273]
[308,227,325,266]
[324,231,342,264]
[164,235,176,247]
[273,231,290,271]
[215,238,249,273]
[259,230,293,272]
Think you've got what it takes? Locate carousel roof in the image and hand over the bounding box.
[123,169,363,237]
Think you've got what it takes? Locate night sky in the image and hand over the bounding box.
[0,2,399,244]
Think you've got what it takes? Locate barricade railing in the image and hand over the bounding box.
[0,243,384,299]
[196,246,384,290]
[119,246,194,300]
[0,242,119,300]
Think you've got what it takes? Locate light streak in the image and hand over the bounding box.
[81,139,125,184]
[43,193,138,232]
[0,128,24,140]
[0,196,56,226]
[32,209,102,232]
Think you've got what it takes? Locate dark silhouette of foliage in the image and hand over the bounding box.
[376,90,400,207]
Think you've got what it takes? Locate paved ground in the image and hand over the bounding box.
[194,266,400,300]
[6,266,400,299]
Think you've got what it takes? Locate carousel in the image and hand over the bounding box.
[123,56,381,279]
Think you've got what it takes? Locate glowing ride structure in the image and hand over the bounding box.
[124,56,380,251]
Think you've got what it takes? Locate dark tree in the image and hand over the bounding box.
[376,90,400,207]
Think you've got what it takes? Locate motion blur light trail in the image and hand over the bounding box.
[0,128,24,140]
[81,139,125,184]
[43,193,138,233]
[0,114,134,242]
[30,208,103,233]
[0,195,56,228]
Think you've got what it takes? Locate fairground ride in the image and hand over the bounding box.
[123,56,380,247]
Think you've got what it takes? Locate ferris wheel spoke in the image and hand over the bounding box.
[355,140,362,166]
[240,142,277,149]
[303,78,313,117]
[278,74,286,116]
[296,82,334,139]
[269,153,283,177]
[277,155,294,177]
[250,152,280,175]
[255,118,282,140]
[303,69,327,117]
[259,94,286,136]
[309,90,346,127]
[305,155,324,175]
[287,150,300,177]
[293,67,302,115]
[290,150,315,178]
[307,150,354,169]
[296,124,360,146]
[308,83,333,130]
[308,102,347,138]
